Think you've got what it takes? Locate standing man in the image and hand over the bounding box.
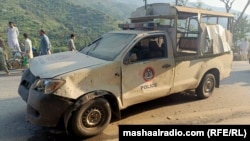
[23,33,33,68]
[240,38,249,61]
[39,29,51,55]
[23,33,33,59]
[7,21,21,52]
[68,34,76,51]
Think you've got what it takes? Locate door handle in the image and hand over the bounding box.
[162,64,171,68]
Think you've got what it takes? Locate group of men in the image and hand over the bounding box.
[0,21,54,75]
[0,21,77,75]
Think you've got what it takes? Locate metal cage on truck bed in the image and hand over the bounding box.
[121,3,234,57]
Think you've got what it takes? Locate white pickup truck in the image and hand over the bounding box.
[18,3,233,138]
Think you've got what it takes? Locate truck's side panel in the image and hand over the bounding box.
[170,52,233,94]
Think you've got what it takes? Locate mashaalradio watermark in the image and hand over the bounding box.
[122,128,205,137]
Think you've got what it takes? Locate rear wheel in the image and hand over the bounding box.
[7,59,21,70]
[195,73,215,99]
[71,98,111,137]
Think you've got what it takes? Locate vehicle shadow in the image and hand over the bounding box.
[25,91,199,141]
[27,130,80,141]
[119,91,199,120]
[27,130,117,141]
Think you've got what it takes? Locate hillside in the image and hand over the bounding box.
[0,0,237,53]
[72,0,138,21]
[0,0,133,52]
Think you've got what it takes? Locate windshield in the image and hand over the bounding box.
[81,33,135,61]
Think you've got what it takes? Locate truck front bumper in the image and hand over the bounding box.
[18,69,74,127]
[26,89,73,127]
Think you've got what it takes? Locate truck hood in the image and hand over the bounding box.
[29,51,107,78]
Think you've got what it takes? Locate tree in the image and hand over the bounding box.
[220,0,250,46]
[220,0,235,12]
[220,0,250,27]
[233,15,250,43]
[176,0,189,6]
[193,0,203,8]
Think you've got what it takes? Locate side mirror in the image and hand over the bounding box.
[130,53,137,62]
[124,53,137,65]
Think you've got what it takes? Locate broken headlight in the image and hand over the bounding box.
[34,79,66,94]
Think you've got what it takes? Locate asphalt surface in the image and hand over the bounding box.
[0,69,23,99]
[0,62,250,141]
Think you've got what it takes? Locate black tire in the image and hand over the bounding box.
[195,73,215,99]
[71,98,111,137]
[8,60,21,70]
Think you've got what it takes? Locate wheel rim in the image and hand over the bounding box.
[204,77,214,93]
[82,107,103,128]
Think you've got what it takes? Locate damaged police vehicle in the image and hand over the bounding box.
[18,3,234,137]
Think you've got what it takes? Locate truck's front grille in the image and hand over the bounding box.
[21,80,31,89]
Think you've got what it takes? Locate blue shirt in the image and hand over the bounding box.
[39,34,50,55]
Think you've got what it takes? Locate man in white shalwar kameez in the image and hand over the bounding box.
[7,21,21,52]
[240,38,249,61]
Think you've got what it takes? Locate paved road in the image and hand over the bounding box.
[0,62,250,141]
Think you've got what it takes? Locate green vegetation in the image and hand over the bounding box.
[0,0,133,53]
[73,0,137,21]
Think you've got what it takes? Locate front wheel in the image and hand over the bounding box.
[71,98,111,137]
[195,73,215,99]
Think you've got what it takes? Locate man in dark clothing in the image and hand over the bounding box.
[39,29,51,55]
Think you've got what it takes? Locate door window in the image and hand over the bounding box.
[126,35,167,63]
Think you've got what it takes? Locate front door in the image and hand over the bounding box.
[121,35,174,107]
